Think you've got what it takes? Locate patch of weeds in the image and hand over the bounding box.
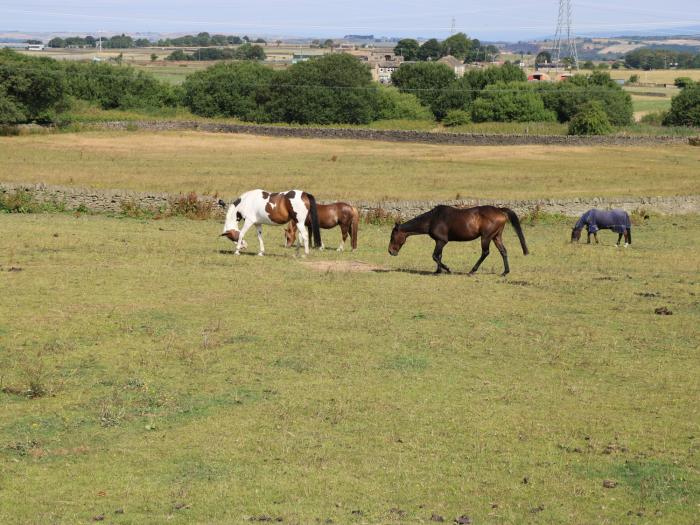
[273,357,311,373]
[0,189,66,214]
[630,207,652,225]
[521,206,570,226]
[6,438,41,457]
[363,206,402,225]
[0,125,21,136]
[168,192,217,220]
[119,199,157,219]
[612,460,697,504]
[383,354,428,372]
[98,393,126,427]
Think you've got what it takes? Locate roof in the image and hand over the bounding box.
[438,55,464,68]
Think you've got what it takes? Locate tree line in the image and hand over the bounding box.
[624,48,700,70]
[1,49,698,131]
[166,44,266,62]
[46,32,267,49]
[394,33,499,62]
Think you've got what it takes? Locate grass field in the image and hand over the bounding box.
[608,69,700,84]
[1,211,698,524]
[2,131,700,202]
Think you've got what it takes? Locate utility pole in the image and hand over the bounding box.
[551,0,579,70]
[450,18,456,36]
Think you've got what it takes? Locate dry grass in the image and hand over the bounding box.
[1,131,699,202]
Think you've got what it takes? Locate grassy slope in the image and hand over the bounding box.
[1,213,698,524]
[1,131,699,201]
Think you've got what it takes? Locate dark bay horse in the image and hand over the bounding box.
[219,189,321,256]
[571,209,631,247]
[388,205,529,276]
[284,202,359,251]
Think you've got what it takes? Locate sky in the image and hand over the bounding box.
[1,0,699,40]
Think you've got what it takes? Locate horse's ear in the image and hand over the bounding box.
[218,199,227,208]
[394,220,400,227]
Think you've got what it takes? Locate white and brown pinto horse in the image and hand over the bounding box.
[220,189,321,256]
[284,202,359,251]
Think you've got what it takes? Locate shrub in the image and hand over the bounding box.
[375,86,433,121]
[182,61,276,120]
[63,62,177,110]
[270,54,379,125]
[471,82,556,123]
[628,74,639,84]
[674,77,695,89]
[442,109,471,127]
[168,192,217,219]
[538,71,633,125]
[640,111,667,126]
[567,101,613,135]
[663,84,700,127]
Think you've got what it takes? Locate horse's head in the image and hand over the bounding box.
[388,222,407,256]
[571,228,582,243]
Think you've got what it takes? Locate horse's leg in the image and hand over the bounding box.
[299,222,310,256]
[469,237,491,275]
[256,225,265,256]
[624,229,630,248]
[616,232,622,247]
[338,223,349,252]
[432,239,450,274]
[587,231,591,244]
[235,219,254,255]
[594,232,599,244]
[493,234,509,277]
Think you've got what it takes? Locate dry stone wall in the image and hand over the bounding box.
[2,182,699,218]
[99,121,694,147]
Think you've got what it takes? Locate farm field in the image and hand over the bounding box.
[609,69,700,84]
[2,131,700,201]
[1,211,699,524]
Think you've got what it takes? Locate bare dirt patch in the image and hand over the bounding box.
[301,260,384,273]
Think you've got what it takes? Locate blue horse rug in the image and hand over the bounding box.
[574,209,631,234]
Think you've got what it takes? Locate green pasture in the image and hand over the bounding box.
[1,212,698,524]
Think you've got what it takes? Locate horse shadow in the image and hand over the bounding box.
[217,250,288,259]
[372,267,478,276]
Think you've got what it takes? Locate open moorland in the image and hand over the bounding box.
[2,131,700,200]
[1,210,699,524]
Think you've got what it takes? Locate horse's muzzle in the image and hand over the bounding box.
[221,230,240,242]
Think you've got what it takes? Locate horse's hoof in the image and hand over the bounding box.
[336,247,344,252]
[257,252,264,257]
[500,272,509,277]
[234,251,240,256]
[624,244,629,248]
[467,271,475,276]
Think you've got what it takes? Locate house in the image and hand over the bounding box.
[438,55,466,77]
[372,61,402,84]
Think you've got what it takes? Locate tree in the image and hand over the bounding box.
[182,61,277,121]
[391,62,456,117]
[417,39,442,61]
[0,49,67,124]
[394,39,419,61]
[150,53,158,62]
[48,37,65,48]
[583,60,595,69]
[321,39,335,49]
[535,51,552,65]
[269,54,379,125]
[441,32,472,60]
[375,86,433,121]
[568,101,613,135]
[663,83,700,127]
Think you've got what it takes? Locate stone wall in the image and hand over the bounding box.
[3,182,699,218]
[99,120,694,147]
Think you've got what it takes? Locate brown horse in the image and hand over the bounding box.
[388,205,529,276]
[284,202,359,251]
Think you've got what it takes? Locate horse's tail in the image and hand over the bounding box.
[306,192,322,248]
[501,208,529,255]
[350,206,359,250]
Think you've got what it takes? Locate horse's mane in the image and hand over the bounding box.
[400,208,436,229]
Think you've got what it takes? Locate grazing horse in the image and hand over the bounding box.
[388,205,529,276]
[219,189,322,256]
[571,209,631,247]
[284,202,360,251]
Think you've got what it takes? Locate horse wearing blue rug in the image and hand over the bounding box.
[571,209,632,247]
